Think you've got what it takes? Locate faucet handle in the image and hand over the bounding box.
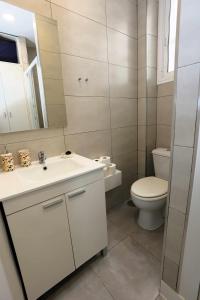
[38,151,46,163]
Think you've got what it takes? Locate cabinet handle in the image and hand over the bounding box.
[42,198,63,209]
[68,189,86,199]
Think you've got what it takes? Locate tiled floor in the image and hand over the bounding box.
[45,202,164,300]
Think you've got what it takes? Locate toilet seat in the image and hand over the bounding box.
[131,176,168,201]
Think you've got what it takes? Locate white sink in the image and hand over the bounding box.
[17,157,83,182]
[0,154,104,201]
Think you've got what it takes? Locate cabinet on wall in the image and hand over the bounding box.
[3,172,107,300]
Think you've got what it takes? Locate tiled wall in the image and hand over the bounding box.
[162,0,200,292]
[157,81,174,149]
[0,0,138,209]
[138,0,158,178]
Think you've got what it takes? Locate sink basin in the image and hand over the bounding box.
[17,157,83,182]
[0,154,104,201]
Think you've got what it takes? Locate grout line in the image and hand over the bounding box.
[129,231,163,264]
[92,268,116,300]
[61,50,139,71]
[2,134,65,146]
[51,1,138,41]
[104,0,113,158]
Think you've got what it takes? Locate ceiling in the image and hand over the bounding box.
[0,1,36,46]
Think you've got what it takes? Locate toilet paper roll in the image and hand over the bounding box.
[103,167,110,177]
[93,158,100,163]
[107,163,116,176]
[99,156,111,166]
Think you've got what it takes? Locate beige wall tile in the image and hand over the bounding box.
[157,96,173,126]
[147,67,157,97]
[109,65,137,98]
[165,208,185,265]
[6,136,65,164]
[4,0,51,17]
[113,151,138,185]
[36,16,60,53]
[138,98,147,126]
[108,29,137,68]
[106,0,137,38]
[178,0,200,67]
[138,125,146,151]
[174,64,200,147]
[47,104,67,128]
[112,126,137,156]
[61,54,108,97]
[65,97,110,134]
[170,146,193,214]
[138,0,147,38]
[147,125,156,149]
[138,68,147,98]
[146,148,155,176]
[110,98,137,128]
[146,0,158,36]
[147,98,157,125]
[65,130,111,159]
[157,125,171,148]
[138,37,146,69]
[147,35,157,68]
[0,128,64,145]
[44,79,65,105]
[52,4,107,62]
[0,145,6,154]
[163,256,179,290]
[157,82,174,97]
[40,50,63,79]
[51,0,106,24]
[138,150,146,176]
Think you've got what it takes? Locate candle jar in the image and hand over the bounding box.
[18,149,31,167]
[0,153,15,172]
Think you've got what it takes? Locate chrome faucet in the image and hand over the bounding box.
[38,151,46,164]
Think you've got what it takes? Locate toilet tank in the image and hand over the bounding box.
[152,148,171,180]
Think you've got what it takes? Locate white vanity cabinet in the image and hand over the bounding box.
[7,195,75,300]
[2,168,107,300]
[66,180,107,268]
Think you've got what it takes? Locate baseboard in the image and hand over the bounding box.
[160,281,185,300]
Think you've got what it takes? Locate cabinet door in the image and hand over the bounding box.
[66,180,108,268]
[0,72,10,133]
[0,61,31,132]
[7,195,75,300]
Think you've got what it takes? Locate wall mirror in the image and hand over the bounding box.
[0,1,66,133]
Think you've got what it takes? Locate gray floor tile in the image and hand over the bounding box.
[46,202,163,300]
[91,236,161,300]
[46,266,113,300]
[130,226,164,261]
[108,203,139,233]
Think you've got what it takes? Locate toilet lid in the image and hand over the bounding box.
[131,177,168,198]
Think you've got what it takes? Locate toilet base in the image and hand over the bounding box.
[137,209,164,231]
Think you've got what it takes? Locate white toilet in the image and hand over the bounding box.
[131,148,170,230]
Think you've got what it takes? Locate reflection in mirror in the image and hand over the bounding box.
[0,2,47,133]
[0,1,66,133]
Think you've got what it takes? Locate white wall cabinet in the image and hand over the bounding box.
[3,173,107,300]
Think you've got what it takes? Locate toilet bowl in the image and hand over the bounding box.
[130,148,170,231]
[131,177,168,230]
